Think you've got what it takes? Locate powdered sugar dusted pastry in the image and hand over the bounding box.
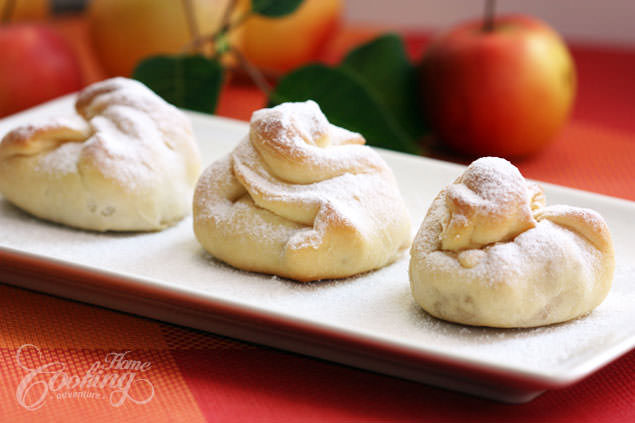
[0,77,201,231]
[409,157,615,328]
[193,100,411,281]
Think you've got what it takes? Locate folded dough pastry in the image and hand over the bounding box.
[193,100,411,281]
[0,77,201,231]
[409,157,615,328]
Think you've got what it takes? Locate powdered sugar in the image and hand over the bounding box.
[81,108,163,190]
[249,101,373,186]
[35,140,83,175]
[0,200,632,373]
[201,100,409,252]
[441,157,540,251]
[0,77,200,232]
[411,158,614,328]
[4,78,194,193]
[251,100,330,147]
[455,157,528,209]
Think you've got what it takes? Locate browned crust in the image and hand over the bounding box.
[74,78,122,119]
[0,120,88,159]
[535,206,614,252]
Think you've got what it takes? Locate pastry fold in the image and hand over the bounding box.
[0,77,201,231]
[193,101,411,281]
[409,157,615,328]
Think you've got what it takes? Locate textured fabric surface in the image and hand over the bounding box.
[0,18,634,423]
[0,283,633,423]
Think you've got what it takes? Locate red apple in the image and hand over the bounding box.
[419,15,576,158]
[0,24,82,117]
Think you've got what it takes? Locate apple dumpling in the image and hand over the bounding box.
[0,77,201,231]
[193,100,412,281]
[409,157,614,328]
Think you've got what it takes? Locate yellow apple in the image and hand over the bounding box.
[239,0,341,74]
[88,0,238,77]
[0,0,49,22]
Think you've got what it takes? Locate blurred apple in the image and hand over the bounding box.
[88,0,238,77]
[0,24,82,117]
[240,0,341,74]
[419,15,576,157]
[0,0,49,22]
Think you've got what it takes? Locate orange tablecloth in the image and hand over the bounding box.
[0,15,633,423]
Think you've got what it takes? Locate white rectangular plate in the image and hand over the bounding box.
[1,96,634,403]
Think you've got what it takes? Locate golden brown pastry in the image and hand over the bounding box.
[193,100,412,282]
[0,77,201,231]
[409,157,615,328]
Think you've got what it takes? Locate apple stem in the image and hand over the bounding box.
[181,0,201,47]
[177,0,271,97]
[1,0,16,24]
[180,0,239,54]
[219,5,253,38]
[233,47,272,97]
[483,0,496,32]
[215,0,272,97]
[220,0,239,32]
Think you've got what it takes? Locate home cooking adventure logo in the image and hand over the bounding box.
[15,344,155,411]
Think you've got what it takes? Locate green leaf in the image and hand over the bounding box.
[341,33,426,140]
[271,64,420,154]
[132,55,224,114]
[251,0,304,17]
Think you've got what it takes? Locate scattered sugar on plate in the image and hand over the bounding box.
[2,194,632,374]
